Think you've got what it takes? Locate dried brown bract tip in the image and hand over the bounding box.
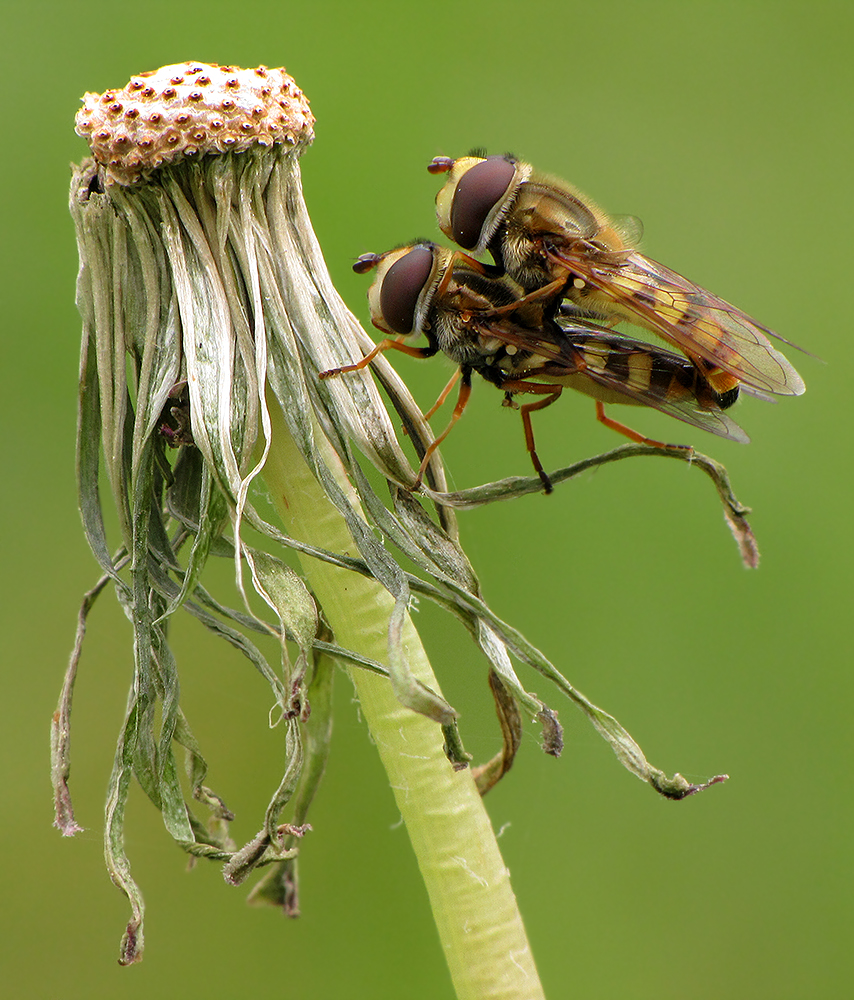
[75,61,315,186]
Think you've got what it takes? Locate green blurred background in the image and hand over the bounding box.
[3,1,850,996]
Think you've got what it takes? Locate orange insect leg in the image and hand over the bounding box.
[519,390,563,494]
[595,401,692,452]
[412,374,473,490]
[318,339,435,379]
[422,369,462,422]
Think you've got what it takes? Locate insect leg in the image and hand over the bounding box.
[481,276,568,319]
[412,369,473,491]
[318,339,437,379]
[594,401,692,452]
[422,369,462,422]
[518,390,563,494]
[499,377,565,494]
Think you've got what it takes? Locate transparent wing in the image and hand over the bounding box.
[554,327,750,443]
[547,246,806,397]
[472,316,750,443]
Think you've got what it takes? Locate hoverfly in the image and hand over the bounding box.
[428,153,805,399]
[319,243,747,492]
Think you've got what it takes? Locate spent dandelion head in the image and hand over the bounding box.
[58,60,738,984]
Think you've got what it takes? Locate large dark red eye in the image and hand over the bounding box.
[450,156,516,249]
[380,245,435,334]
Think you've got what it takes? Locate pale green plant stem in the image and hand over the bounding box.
[261,396,545,1000]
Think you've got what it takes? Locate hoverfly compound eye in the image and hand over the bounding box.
[451,155,517,250]
[379,245,435,335]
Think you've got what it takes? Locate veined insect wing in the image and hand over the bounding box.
[608,213,644,246]
[555,326,751,444]
[563,249,807,397]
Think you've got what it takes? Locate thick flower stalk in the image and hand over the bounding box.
[55,61,744,994]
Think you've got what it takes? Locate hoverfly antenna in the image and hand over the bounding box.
[427,156,455,175]
[353,252,382,274]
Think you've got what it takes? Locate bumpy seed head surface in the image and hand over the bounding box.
[75,61,315,186]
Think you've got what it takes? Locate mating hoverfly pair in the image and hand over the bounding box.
[321,153,805,492]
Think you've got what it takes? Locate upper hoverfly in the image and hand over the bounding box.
[319,243,747,492]
[428,153,806,400]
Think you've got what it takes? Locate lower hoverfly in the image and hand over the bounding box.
[427,153,806,400]
[319,243,747,493]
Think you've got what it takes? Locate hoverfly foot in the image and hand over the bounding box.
[661,442,694,455]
